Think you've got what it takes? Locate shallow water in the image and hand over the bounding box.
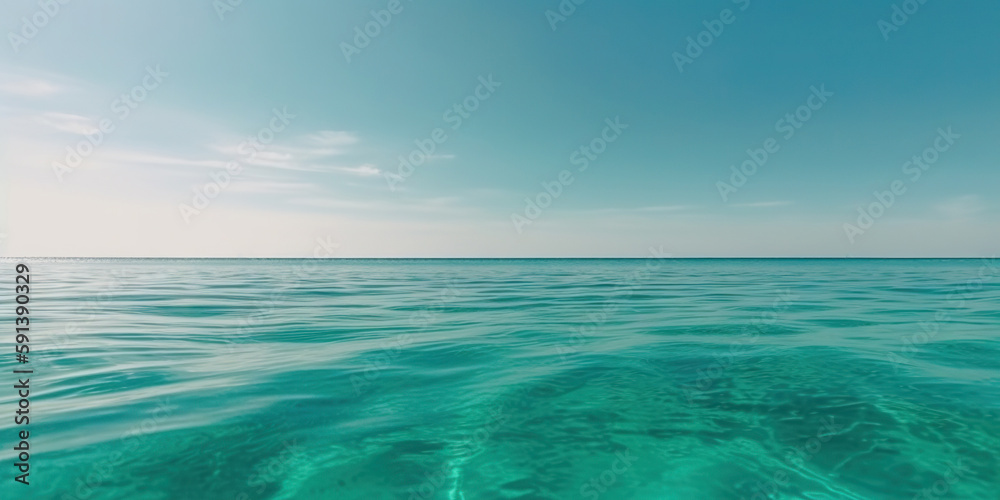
[1,259,998,499]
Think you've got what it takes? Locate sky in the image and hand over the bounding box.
[1,0,998,257]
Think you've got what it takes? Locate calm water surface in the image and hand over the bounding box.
[1,259,998,499]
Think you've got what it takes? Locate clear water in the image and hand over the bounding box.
[2,259,999,499]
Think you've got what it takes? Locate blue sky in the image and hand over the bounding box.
[1,0,998,257]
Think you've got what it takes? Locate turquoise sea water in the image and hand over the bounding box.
[1,259,999,499]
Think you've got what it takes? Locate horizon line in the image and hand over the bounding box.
[1,256,995,260]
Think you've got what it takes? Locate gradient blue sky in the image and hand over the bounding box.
[1,0,998,257]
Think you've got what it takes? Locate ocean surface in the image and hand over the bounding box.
[1,258,999,499]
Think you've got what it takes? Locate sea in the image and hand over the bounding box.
[1,258,998,499]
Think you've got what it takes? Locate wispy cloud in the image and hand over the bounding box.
[102,150,232,169]
[584,205,696,214]
[33,112,98,135]
[636,205,696,212]
[293,195,465,213]
[305,130,359,148]
[0,77,64,97]
[226,181,317,195]
[426,154,456,161]
[732,201,792,208]
[335,164,381,177]
[935,195,984,218]
[208,131,378,175]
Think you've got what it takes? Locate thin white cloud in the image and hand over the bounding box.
[33,112,98,135]
[306,130,359,147]
[0,77,63,97]
[209,131,365,172]
[226,181,317,194]
[103,150,231,169]
[335,164,381,177]
[243,151,297,169]
[637,205,696,212]
[733,201,792,208]
[293,198,380,210]
[293,195,464,213]
[584,205,696,214]
[935,195,983,218]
